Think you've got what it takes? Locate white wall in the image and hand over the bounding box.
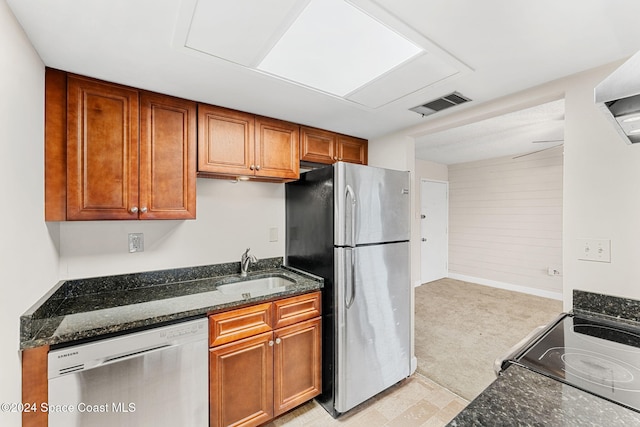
[59,179,285,279]
[563,64,640,310]
[0,2,58,426]
[448,147,563,299]
[393,59,640,312]
[415,159,448,183]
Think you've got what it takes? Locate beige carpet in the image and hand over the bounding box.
[414,278,563,401]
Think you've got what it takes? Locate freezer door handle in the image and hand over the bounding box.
[345,185,356,247]
[346,248,356,309]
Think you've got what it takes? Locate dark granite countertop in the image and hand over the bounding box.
[448,364,640,426]
[20,257,323,349]
[447,289,640,425]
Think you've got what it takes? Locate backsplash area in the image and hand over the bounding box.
[573,289,640,325]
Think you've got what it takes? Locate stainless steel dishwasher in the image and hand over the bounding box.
[47,318,208,427]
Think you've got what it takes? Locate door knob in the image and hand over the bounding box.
[422,238,427,242]
[421,214,426,219]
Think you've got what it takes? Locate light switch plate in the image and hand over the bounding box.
[128,233,144,253]
[577,238,610,262]
[269,227,278,242]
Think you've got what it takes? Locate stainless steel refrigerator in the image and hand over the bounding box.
[285,162,411,417]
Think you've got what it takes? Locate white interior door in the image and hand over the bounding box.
[420,180,448,284]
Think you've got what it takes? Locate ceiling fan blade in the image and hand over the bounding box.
[513,144,563,159]
[531,139,564,143]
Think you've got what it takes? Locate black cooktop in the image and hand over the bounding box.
[513,314,640,412]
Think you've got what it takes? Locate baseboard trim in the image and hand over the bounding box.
[447,273,563,301]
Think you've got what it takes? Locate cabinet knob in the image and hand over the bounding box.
[269,340,274,347]
[140,207,148,213]
[130,207,139,214]
[256,165,261,171]
[275,338,281,345]
[250,164,255,170]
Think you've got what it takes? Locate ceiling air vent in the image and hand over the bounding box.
[410,92,471,117]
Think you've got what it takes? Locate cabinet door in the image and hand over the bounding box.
[140,92,196,219]
[210,332,274,427]
[255,116,299,180]
[66,75,139,220]
[198,104,254,177]
[273,317,322,417]
[300,126,336,164]
[337,135,368,165]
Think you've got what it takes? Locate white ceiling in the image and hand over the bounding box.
[415,99,565,165]
[7,0,640,164]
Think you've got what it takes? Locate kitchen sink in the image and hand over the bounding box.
[216,276,294,296]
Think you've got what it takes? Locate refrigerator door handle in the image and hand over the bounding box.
[345,184,356,247]
[346,248,356,309]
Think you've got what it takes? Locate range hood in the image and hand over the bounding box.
[595,50,640,144]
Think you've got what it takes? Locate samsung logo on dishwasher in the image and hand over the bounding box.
[57,351,79,359]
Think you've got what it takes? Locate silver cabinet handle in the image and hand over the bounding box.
[256,165,261,171]
[250,164,255,170]
[275,338,281,345]
[269,340,274,347]
[140,207,148,213]
[130,207,138,214]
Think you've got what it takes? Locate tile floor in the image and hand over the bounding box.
[265,373,468,427]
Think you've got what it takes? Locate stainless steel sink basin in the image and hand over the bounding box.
[216,276,293,296]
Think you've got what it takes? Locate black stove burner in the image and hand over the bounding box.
[515,314,640,412]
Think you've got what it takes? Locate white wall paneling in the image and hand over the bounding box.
[447,146,563,295]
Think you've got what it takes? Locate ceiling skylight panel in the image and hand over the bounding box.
[257,0,423,97]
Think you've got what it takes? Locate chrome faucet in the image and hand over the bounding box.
[240,248,258,277]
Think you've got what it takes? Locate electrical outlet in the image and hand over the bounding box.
[577,238,610,263]
[547,267,562,276]
[128,233,144,253]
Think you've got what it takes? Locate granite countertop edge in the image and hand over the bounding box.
[20,258,323,350]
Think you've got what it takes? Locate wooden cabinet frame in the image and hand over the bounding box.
[45,68,196,221]
[300,126,368,165]
[209,292,322,427]
[197,105,299,182]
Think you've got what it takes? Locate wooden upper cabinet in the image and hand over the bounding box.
[300,126,336,164]
[197,105,299,182]
[66,75,140,220]
[337,134,368,165]
[300,126,368,165]
[198,104,255,177]
[255,116,299,180]
[139,92,196,219]
[45,69,197,221]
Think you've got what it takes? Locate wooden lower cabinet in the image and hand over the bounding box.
[210,332,274,427]
[209,292,322,427]
[273,317,322,417]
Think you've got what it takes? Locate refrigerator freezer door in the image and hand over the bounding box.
[335,241,411,413]
[335,162,410,246]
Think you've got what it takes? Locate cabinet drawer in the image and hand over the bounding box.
[273,292,321,329]
[209,302,272,347]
